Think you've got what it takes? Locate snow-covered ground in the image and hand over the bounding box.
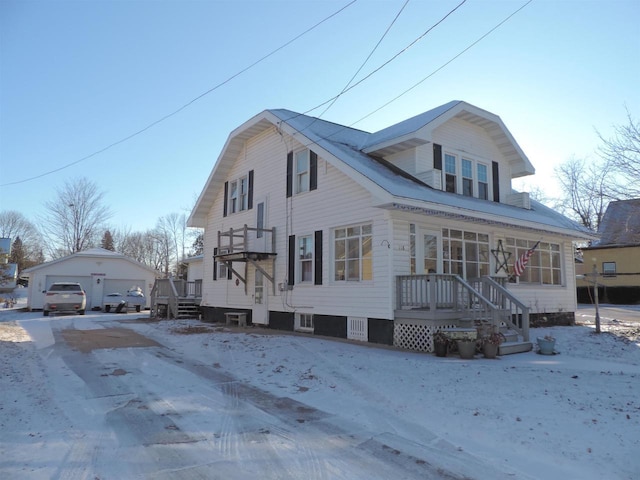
[1,287,639,479]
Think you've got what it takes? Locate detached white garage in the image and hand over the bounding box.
[23,248,161,311]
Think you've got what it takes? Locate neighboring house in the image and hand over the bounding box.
[577,199,640,304]
[187,100,595,353]
[183,254,204,283]
[0,237,18,293]
[23,248,161,310]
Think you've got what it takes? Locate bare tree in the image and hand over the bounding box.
[0,210,44,266]
[554,157,614,231]
[40,177,112,257]
[598,109,640,198]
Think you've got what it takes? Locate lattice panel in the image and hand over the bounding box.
[393,322,458,353]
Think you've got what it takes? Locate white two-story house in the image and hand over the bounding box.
[187,100,595,353]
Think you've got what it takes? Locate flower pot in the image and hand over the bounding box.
[483,342,499,359]
[434,341,448,357]
[457,340,476,359]
[537,337,556,355]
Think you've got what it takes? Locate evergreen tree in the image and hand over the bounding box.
[101,230,115,251]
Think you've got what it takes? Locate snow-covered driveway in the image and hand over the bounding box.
[1,304,639,479]
[1,312,514,479]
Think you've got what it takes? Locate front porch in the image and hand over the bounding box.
[394,274,532,355]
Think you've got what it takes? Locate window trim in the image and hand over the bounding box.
[505,238,563,286]
[298,235,314,283]
[226,173,251,215]
[602,261,617,277]
[295,313,314,332]
[333,222,373,283]
[442,152,492,200]
[295,150,310,194]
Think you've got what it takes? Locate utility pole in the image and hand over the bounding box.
[591,264,601,334]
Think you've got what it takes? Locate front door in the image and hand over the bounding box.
[418,230,441,274]
[252,269,268,325]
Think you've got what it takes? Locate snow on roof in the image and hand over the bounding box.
[270,108,592,238]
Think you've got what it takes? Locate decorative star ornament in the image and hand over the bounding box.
[491,239,512,275]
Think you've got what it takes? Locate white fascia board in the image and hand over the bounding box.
[377,199,596,241]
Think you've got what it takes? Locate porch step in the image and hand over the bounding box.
[499,341,533,356]
[177,302,200,318]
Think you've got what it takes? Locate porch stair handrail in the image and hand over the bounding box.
[167,276,180,319]
[473,276,530,341]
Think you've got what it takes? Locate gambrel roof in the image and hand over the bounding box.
[189,101,593,240]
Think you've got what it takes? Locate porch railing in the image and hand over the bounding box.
[470,276,530,341]
[150,277,202,319]
[396,274,503,327]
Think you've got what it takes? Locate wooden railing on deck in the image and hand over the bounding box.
[150,278,202,319]
[396,274,502,326]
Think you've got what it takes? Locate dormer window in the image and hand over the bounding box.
[445,154,456,193]
[442,152,491,201]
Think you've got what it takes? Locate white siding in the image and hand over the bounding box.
[200,127,395,320]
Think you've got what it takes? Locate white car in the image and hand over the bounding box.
[43,282,86,316]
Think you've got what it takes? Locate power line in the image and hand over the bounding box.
[1,0,358,188]
[285,0,532,151]
[299,0,468,117]
[351,0,534,126]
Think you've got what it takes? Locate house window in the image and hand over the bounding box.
[442,229,489,279]
[506,238,562,285]
[218,248,229,279]
[299,236,313,282]
[445,154,456,193]
[228,173,250,214]
[462,159,473,197]
[477,163,489,200]
[295,150,310,194]
[296,313,314,331]
[602,262,616,277]
[334,223,372,282]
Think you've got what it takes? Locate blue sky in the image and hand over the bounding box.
[1,0,638,232]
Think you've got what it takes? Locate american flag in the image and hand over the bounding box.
[513,241,540,277]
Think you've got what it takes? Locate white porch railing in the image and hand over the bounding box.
[396,274,503,328]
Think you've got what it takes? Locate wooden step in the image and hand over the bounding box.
[499,341,533,355]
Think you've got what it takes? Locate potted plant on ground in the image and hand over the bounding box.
[481,331,505,359]
[432,331,449,357]
[536,334,556,355]
[456,332,477,359]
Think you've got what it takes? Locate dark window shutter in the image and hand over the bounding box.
[288,235,295,286]
[492,161,500,202]
[227,263,232,280]
[314,230,323,285]
[310,151,318,191]
[223,181,229,217]
[248,170,254,210]
[433,143,442,170]
[286,152,293,198]
[213,247,218,281]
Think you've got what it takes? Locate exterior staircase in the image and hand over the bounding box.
[498,327,533,355]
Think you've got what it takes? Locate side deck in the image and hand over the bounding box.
[150,278,202,319]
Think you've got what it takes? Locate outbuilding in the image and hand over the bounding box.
[23,248,161,311]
